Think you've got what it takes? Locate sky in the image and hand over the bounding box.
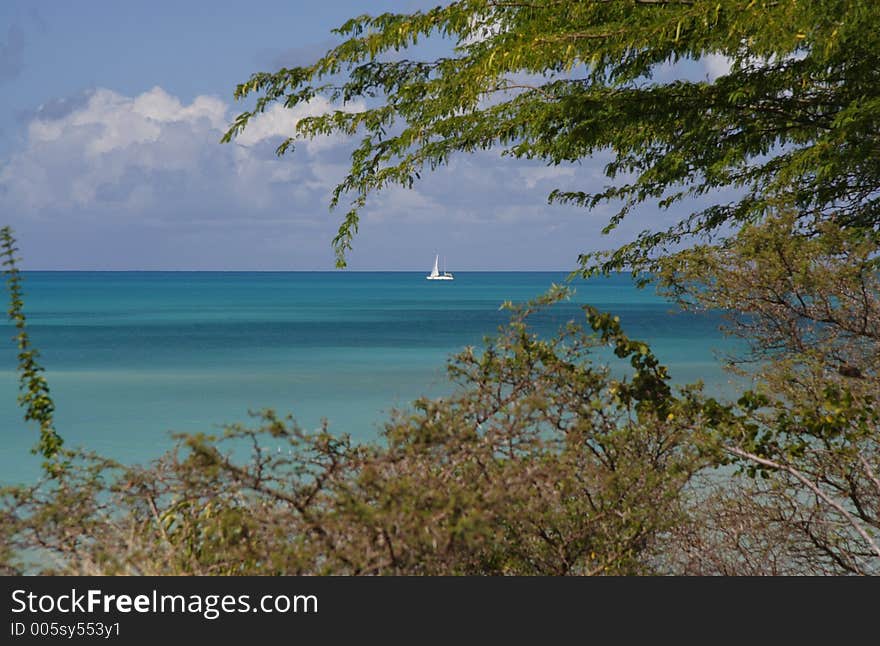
[0,1,726,270]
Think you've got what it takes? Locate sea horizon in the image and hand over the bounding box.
[17,269,589,273]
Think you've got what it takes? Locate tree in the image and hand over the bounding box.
[4,1,880,575]
[220,0,880,573]
[660,213,880,574]
[222,0,880,274]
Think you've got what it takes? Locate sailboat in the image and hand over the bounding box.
[426,254,454,281]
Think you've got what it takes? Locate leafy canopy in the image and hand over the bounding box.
[223,0,880,270]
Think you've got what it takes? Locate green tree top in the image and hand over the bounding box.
[222,0,880,270]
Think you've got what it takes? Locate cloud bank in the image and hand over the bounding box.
[3,86,359,218]
[0,85,632,270]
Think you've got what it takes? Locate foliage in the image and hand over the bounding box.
[218,0,880,573]
[660,213,880,574]
[4,2,880,576]
[223,0,880,272]
[0,227,66,476]
[1,288,709,575]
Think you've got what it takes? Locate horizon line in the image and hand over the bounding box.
[17,268,588,273]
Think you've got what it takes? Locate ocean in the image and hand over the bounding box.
[0,272,738,483]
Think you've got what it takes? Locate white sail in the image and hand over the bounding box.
[426,253,453,280]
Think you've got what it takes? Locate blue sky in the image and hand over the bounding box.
[0,1,725,270]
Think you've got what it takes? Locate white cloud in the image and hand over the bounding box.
[28,88,227,156]
[234,97,364,154]
[1,86,361,217]
[519,165,575,190]
[0,85,620,269]
[703,53,733,80]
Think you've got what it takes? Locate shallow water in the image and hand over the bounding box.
[0,272,739,483]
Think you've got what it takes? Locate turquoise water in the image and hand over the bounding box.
[0,272,737,483]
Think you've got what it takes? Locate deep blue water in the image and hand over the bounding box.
[0,272,738,483]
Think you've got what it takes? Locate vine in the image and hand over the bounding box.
[1,226,66,477]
